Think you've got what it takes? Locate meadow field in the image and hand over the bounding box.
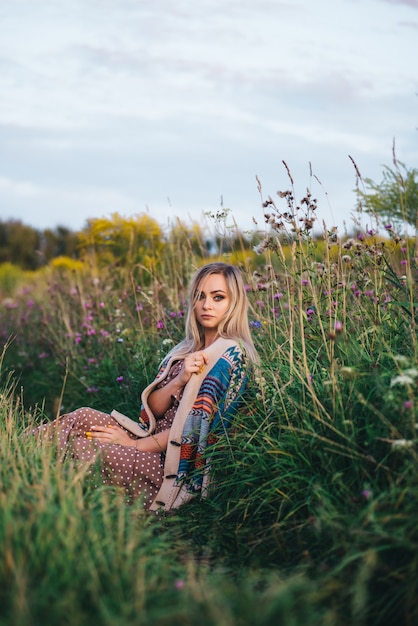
[0,186,417,625]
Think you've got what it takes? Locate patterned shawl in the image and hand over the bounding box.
[140,338,249,511]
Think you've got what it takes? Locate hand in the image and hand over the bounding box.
[85,423,135,446]
[178,350,209,386]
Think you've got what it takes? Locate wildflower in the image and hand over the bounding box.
[116,376,124,383]
[334,320,343,333]
[162,338,173,346]
[390,374,415,387]
[88,358,96,364]
[357,232,365,241]
[393,355,409,366]
[117,337,124,343]
[301,279,310,286]
[404,400,413,410]
[174,580,185,590]
[75,334,82,344]
[391,439,414,449]
[255,300,265,308]
[250,320,262,328]
[38,352,49,359]
[273,292,284,299]
[361,489,372,500]
[384,223,392,230]
[156,320,164,329]
[400,259,407,266]
[87,328,96,336]
[99,301,105,308]
[87,386,99,393]
[136,304,143,312]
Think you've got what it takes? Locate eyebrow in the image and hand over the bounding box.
[198,289,227,295]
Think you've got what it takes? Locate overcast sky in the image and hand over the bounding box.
[0,0,417,236]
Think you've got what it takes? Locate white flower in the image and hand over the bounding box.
[393,355,409,366]
[391,439,414,449]
[390,375,415,387]
[404,368,418,379]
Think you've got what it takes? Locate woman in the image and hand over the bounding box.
[34,262,258,511]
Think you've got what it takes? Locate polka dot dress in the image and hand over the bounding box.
[33,362,183,509]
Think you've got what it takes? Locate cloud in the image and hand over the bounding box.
[381,0,418,8]
[0,176,42,198]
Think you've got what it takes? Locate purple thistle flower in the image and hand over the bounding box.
[156,320,164,329]
[116,376,124,383]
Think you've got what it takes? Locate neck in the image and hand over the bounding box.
[203,330,219,348]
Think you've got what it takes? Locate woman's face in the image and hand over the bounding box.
[194,273,230,333]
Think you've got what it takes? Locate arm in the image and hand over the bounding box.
[147,350,208,417]
[86,424,170,452]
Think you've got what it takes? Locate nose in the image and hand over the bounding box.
[202,297,212,309]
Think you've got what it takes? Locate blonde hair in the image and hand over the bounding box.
[171,262,259,363]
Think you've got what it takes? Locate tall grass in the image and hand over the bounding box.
[0,190,417,624]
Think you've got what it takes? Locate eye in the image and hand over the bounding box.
[214,295,225,301]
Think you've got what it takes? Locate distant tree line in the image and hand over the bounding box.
[0,220,80,270]
[0,213,257,271]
